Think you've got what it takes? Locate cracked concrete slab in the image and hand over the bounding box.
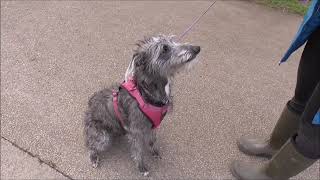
[1,138,68,180]
[1,0,319,179]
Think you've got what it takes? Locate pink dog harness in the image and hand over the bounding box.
[113,79,169,129]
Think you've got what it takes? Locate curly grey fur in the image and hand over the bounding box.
[84,35,200,176]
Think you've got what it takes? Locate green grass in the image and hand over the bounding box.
[256,0,310,15]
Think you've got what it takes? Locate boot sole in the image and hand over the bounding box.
[230,161,272,180]
[230,161,244,180]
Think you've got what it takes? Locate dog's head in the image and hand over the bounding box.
[125,35,201,80]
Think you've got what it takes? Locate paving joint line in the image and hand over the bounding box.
[1,136,74,180]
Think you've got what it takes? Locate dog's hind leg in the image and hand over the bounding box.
[127,130,149,176]
[85,123,112,168]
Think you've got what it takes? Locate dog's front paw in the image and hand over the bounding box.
[89,152,99,168]
[92,161,99,168]
[142,171,150,177]
[139,165,150,177]
[90,157,99,168]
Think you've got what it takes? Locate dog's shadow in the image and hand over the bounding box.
[99,136,130,162]
[98,135,163,174]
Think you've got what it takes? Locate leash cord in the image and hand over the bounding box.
[177,0,218,40]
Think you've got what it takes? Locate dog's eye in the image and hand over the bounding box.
[162,45,169,54]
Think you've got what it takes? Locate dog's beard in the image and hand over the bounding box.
[185,56,199,71]
[177,51,200,72]
[169,58,199,76]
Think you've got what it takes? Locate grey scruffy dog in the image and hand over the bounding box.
[84,35,201,176]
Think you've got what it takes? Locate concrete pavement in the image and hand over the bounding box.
[1,0,319,179]
[1,138,68,179]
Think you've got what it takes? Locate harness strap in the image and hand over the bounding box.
[121,79,168,128]
[122,81,146,107]
[113,78,169,129]
[112,90,125,128]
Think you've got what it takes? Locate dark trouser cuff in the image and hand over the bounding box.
[292,131,320,159]
[287,99,305,115]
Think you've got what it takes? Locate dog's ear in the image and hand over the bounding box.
[133,52,147,67]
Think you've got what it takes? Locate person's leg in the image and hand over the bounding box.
[238,28,320,158]
[231,83,320,180]
[294,84,320,159]
[291,28,320,111]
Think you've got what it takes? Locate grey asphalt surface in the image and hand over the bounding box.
[1,1,319,179]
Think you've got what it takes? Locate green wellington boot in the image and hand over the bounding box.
[231,139,317,180]
[237,104,301,158]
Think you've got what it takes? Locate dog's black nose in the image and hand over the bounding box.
[192,46,201,54]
